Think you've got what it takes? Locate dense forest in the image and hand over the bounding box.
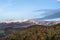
[0,23,60,40]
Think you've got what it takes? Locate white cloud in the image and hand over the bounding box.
[56,0,60,2]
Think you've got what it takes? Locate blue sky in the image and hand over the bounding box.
[0,0,60,21]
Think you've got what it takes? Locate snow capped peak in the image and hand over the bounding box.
[0,19,60,26]
[0,19,29,23]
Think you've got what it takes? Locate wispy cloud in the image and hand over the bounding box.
[56,0,60,2]
[40,11,60,20]
[34,9,57,17]
[35,9,60,20]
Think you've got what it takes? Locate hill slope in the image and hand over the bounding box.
[0,24,60,40]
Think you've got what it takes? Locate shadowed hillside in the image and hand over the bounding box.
[0,24,60,40]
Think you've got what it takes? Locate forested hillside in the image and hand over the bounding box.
[0,24,60,40]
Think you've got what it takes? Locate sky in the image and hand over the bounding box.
[0,0,60,21]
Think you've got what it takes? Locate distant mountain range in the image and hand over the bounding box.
[0,19,60,29]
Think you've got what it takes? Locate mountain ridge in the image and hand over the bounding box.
[0,19,60,29]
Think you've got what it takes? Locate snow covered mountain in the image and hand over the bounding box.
[27,19,60,26]
[0,19,29,23]
[0,19,60,29]
[0,19,60,25]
